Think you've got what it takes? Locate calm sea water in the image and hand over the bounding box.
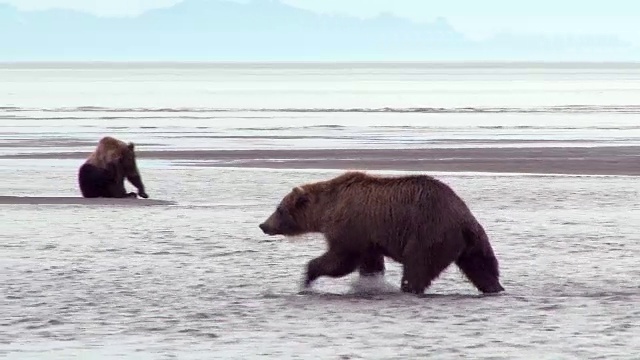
[1,63,640,359]
[2,62,640,154]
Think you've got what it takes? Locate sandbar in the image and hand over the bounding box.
[0,196,175,206]
[1,146,639,176]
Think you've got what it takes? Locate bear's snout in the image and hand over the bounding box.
[259,222,273,235]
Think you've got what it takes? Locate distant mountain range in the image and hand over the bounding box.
[0,0,638,61]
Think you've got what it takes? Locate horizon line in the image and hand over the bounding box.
[2,60,640,68]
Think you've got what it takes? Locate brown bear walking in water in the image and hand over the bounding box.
[77,136,149,199]
[259,171,505,295]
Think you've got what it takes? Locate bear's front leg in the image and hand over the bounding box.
[304,250,360,288]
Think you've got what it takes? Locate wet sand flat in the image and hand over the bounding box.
[3,146,640,176]
[3,165,640,359]
[3,62,640,358]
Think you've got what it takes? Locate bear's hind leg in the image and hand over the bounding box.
[358,246,385,277]
[304,251,360,288]
[400,232,465,295]
[455,248,504,294]
[455,226,505,294]
[78,163,110,198]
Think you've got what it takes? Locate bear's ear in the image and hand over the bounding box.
[127,142,135,151]
[292,187,309,208]
[295,192,309,208]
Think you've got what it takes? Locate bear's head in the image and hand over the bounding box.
[93,137,139,174]
[259,186,313,236]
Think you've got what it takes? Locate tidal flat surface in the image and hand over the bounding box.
[2,62,640,359]
[1,162,639,359]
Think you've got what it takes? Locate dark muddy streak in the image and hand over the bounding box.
[0,196,175,206]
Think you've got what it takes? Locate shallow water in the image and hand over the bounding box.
[3,63,640,155]
[1,162,639,359]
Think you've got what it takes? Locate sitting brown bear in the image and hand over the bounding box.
[259,171,505,295]
[77,136,148,199]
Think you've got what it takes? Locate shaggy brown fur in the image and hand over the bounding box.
[259,171,505,295]
[77,136,148,198]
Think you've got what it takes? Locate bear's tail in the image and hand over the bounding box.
[456,222,505,294]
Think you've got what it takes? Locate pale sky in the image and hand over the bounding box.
[2,0,639,43]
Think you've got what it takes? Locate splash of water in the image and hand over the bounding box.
[346,274,399,295]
